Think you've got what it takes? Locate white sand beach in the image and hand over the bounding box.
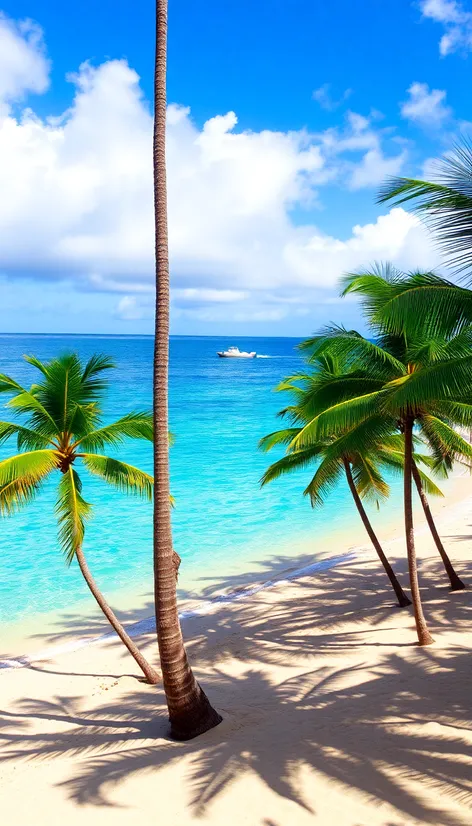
[1,476,471,826]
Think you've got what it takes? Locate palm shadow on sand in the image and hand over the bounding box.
[1,551,471,824]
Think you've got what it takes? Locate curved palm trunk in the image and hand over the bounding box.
[343,459,411,607]
[412,462,465,591]
[153,0,221,740]
[404,419,434,645]
[75,547,160,684]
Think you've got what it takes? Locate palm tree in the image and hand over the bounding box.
[297,330,466,592]
[260,414,413,607]
[153,0,221,739]
[378,138,472,279]
[295,274,472,644]
[0,353,159,684]
[261,357,449,609]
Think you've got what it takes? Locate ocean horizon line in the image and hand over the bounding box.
[0,332,305,340]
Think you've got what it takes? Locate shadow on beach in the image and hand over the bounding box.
[0,547,471,824]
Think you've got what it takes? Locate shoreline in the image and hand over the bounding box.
[0,551,357,672]
[2,467,471,670]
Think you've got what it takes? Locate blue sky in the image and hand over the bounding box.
[0,0,471,335]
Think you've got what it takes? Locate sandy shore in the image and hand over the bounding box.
[1,477,471,825]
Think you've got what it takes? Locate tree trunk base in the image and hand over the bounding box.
[449,577,466,591]
[417,630,434,646]
[169,689,223,741]
[397,594,412,608]
[143,671,161,685]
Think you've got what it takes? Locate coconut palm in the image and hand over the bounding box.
[378,138,472,279]
[0,352,159,684]
[152,0,221,738]
[285,339,465,591]
[295,275,472,644]
[307,273,471,590]
[261,355,452,608]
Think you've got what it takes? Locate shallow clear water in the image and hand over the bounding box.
[0,334,405,629]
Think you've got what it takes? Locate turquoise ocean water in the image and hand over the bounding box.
[0,334,406,633]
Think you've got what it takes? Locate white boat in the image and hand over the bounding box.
[217,346,257,359]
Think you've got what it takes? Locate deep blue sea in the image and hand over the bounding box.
[0,335,405,633]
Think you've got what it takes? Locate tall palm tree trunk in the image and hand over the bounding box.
[75,547,160,684]
[404,418,434,645]
[343,459,411,607]
[153,0,221,740]
[412,462,465,591]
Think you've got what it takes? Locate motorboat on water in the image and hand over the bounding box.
[217,346,257,359]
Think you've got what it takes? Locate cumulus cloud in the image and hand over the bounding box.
[420,0,472,55]
[0,13,436,329]
[401,82,452,126]
[282,209,437,287]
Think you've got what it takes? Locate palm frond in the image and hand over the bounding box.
[0,422,55,450]
[30,353,87,432]
[414,466,445,498]
[351,454,389,502]
[6,391,59,437]
[0,450,57,515]
[80,454,153,500]
[55,467,92,564]
[419,415,472,463]
[301,326,405,377]
[82,354,115,383]
[23,355,50,377]
[0,477,43,515]
[290,391,382,448]
[376,280,472,339]
[382,355,472,413]
[321,415,397,464]
[67,403,101,440]
[0,373,27,394]
[435,399,472,428]
[258,428,302,453]
[340,264,406,321]
[290,375,386,423]
[260,445,324,486]
[73,411,153,451]
[303,455,344,507]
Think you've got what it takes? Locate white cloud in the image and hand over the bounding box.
[401,82,452,126]
[420,0,472,55]
[0,14,50,111]
[282,209,437,288]
[313,84,352,111]
[0,16,436,329]
[348,147,407,190]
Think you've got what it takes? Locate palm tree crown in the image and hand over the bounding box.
[0,353,153,545]
[293,268,472,465]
